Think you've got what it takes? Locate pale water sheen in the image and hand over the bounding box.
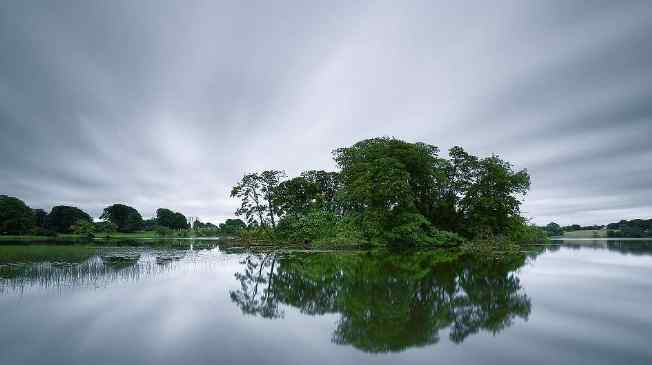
[1,239,651,365]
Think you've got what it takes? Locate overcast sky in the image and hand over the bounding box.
[1,0,651,225]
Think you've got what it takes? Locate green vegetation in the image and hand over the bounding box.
[0,195,36,235]
[562,229,608,238]
[606,219,652,238]
[100,204,144,232]
[542,219,652,238]
[3,137,552,247]
[155,208,189,230]
[232,137,543,246]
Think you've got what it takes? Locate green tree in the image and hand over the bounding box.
[0,195,35,235]
[219,218,247,235]
[259,170,286,228]
[333,138,443,244]
[231,171,286,227]
[100,204,143,232]
[47,205,92,233]
[274,170,340,216]
[544,222,563,236]
[33,208,48,228]
[71,219,96,237]
[94,221,118,234]
[156,208,188,230]
[459,155,530,238]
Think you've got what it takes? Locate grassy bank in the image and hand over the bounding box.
[0,231,199,242]
[562,229,608,238]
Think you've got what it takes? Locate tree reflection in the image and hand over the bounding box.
[230,250,533,353]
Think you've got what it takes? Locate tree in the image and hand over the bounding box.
[47,205,92,233]
[332,138,531,242]
[0,195,35,235]
[219,218,247,235]
[100,204,143,232]
[71,219,96,237]
[333,138,443,244]
[259,170,286,228]
[459,155,530,238]
[231,171,286,227]
[544,222,563,236]
[274,170,341,216]
[94,221,118,234]
[156,208,188,230]
[33,208,48,228]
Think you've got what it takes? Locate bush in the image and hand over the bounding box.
[95,221,118,234]
[238,226,276,243]
[154,225,173,237]
[504,219,548,244]
[71,219,96,237]
[29,227,58,237]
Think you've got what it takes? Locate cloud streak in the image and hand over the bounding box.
[1,0,651,225]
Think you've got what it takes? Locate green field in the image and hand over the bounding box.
[562,229,608,238]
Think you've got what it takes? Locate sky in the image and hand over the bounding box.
[1,0,651,226]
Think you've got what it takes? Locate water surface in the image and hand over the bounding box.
[1,239,651,364]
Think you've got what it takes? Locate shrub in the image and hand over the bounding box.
[154,225,173,237]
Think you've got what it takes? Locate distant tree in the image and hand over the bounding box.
[544,222,563,236]
[47,205,92,233]
[142,218,158,231]
[100,204,143,232]
[71,219,96,237]
[0,195,35,235]
[94,221,118,234]
[33,208,48,228]
[219,218,247,235]
[156,208,188,230]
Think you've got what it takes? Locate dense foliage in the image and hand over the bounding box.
[232,137,537,246]
[47,205,92,233]
[0,195,35,235]
[0,195,241,238]
[606,219,652,238]
[155,208,189,230]
[100,204,143,233]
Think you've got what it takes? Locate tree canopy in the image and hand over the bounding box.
[230,137,535,245]
[156,208,189,230]
[0,195,35,235]
[231,171,286,227]
[100,204,143,232]
[47,205,92,233]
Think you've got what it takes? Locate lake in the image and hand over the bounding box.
[1,239,651,365]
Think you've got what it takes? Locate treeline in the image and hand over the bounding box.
[542,219,652,238]
[542,222,604,236]
[606,219,652,238]
[230,137,545,246]
[0,195,244,237]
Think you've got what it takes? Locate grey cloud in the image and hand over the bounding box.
[1,0,651,225]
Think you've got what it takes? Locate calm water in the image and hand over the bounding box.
[1,239,652,365]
